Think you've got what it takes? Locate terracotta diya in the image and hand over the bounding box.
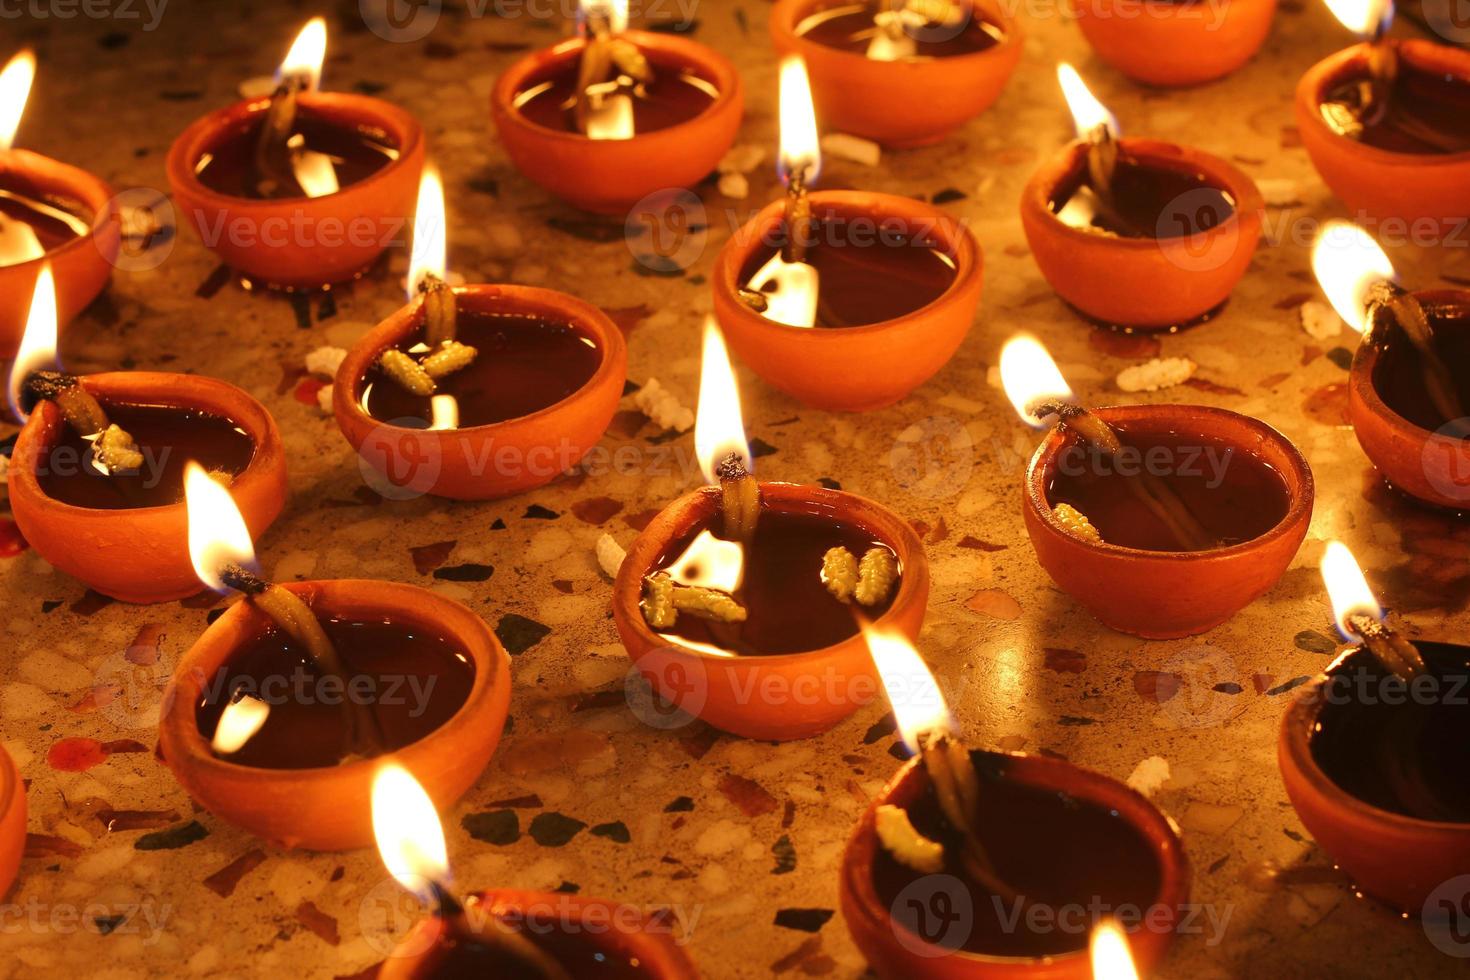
[372,766,699,979]
[491,0,742,214]
[1278,542,1470,911]
[611,321,928,741]
[6,267,287,603]
[166,18,424,288]
[712,57,982,411]
[1020,65,1262,331]
[1001,335,1313,638]
[1073,0,1276,87]
[0,50,119,357]
[1312,221,1470,511]
[334,169,626,500]
[768,0,1022,147]
[0,744,23,901]
[840,629,1189,978]
[156,469,511,851]
[1297,0,1470,228]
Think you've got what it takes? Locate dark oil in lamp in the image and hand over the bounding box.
[192,113,399,200]
[649,506,901,655]
[36,402,254,509]
[393,905,657,980]
[1308,641,1470,823]
[794,0,1007,59]
[871,751,1164,957]
[511,54,718,135]
[1321,60,1470,154]
[361,310,603,430]
[1045,428,1292,552]
[737,200,958,327]
[196,617,475,769]
[1049,156,1237,241]
[1369,298,1470,432]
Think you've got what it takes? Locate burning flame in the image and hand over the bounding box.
[1310,220,1395,334]
[0,49,36,151]
[694,318,751,485]
[777,56,820,185]
[277,17,327,91]
[581,0,629,35]
[1089,920,1140,980]
[1323,0,1393,36]
[863,624,951,754]
[7,263,57,421]
[1321,540,1384,640]
[663,530,745,593]
[372,764,449,904]
[210,696,270,755]
[1057,63,1119,140]
[185,461,257,593]
[407,167,446,302]
[1000,334,1074,427]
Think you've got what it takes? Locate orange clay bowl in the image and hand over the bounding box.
[1072,0,1276,87]
[712,190,983,411]
[1278,642,1470,911]
[611,481,929,741]
[1023,405,1313,639]
[1349,289,1470,511]
[0,150,119,357]
[770,0,1022,147]
[380,889,700,979]
[0,746,24,901]
[491,31,743,215]
[1297,40,1470,229]
[841,749,1190,979]
[334,284,627,501]
[157,580,512,852]
[8,372,287,604]
[166,92,424,289]
[1020,138,1263,330]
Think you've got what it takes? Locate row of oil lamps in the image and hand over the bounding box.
[0,1,1464,976]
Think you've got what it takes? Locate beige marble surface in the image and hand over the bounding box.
[1,0,1468,977]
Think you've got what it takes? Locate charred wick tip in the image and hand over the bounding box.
[429,880,464,918]
[20,370,79,414]
[219,563,269,596]
[716,452,749,482]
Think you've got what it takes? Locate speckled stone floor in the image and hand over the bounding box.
[1,1,1468,977]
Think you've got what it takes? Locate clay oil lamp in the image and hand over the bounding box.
[1278,541,1470,911]
[491,0,742,215]
[1000,335,1313,638]
[0,50,119,357]
[768,0,1022,147]
[1020,65,1263,331]
[5,266,287,603]
[611,319,928,740]
[371,765,699,978]
[712,57,982,411]
[1312,220,1470,511]
[1072,0,1276,87]
[155,468,511,851]
[839,627,1189,978]
[0,745,23,901]
[166,18,425,289]
[1297,0,1470,228]
[335,168,626,500]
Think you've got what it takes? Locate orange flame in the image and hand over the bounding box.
[0,50,36,151]
[1321,540,1384,639]
[862,624,951,753]
[693,318,751,484]
[1310,220,1395,334]
[6,263,57,421]
[277,17,327,91]
[1057,62,1118,140]
[372,763,450,904]
[184,462,257,592]
[1089,920,1140,980]
[999,334,1074,428]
